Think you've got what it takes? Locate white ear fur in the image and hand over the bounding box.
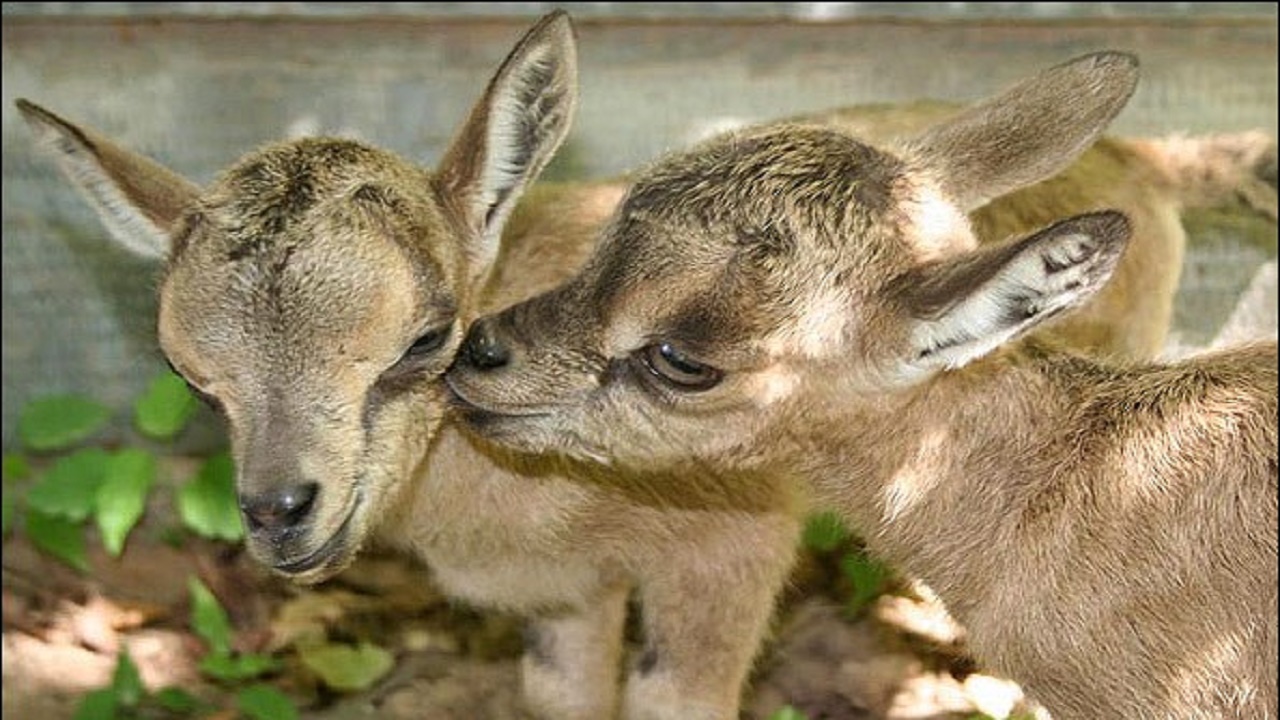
[17,99,199,260]
[478,37,572,239]
[905,212,1132,374]
[434,10,579,282]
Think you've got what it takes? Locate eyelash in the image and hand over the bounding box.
[636,342,724,392]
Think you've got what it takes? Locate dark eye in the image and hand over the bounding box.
[403,323,453,360]
[639,343,723,392]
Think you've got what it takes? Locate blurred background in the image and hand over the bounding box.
[2,2,1277,448]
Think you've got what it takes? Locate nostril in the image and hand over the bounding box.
[240,482,319,532]
[462,321,511,370]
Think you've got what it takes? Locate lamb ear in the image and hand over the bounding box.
[903,52,1139,211]
[16,98,201,260]
[898,211,1132,373]
[433,10,579,284]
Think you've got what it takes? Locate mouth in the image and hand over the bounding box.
[444,375,552,424]
[271,498,360,577]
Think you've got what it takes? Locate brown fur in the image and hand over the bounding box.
[446,52,1279,719]
[21,19,1277,720]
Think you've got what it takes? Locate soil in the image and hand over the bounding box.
[1,495,1042,720]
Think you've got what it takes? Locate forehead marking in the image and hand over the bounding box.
[764,283,850,360]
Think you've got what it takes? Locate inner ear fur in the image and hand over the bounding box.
[432,10,579,280]
[16,98,201,259]
[893,211,1132,372]
[895,211,1133,320]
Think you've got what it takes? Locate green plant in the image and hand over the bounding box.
[801,511,895,617]
[8,371,243,570]
[8,371,405,717]
[6,371,297,718]
[840,547,893,617]
[70,577,298,720]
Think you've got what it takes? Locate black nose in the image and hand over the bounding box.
[460,319,511,370]
[240,482,318,532]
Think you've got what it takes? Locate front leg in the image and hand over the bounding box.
[622,514,802,720]
[521,581,632,720]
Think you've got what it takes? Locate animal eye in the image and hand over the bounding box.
[404,323,453,359]
[639,343,723,392]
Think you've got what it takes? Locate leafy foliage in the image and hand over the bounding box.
[178,452,244,542]
[110,650,145,707]
[25,448,109,521]
[1,493,12,537]
[768,706,811,720]
[152,687,202,713]
[189,577,282,684]
[134,371,200,440]
[237,684,299,720]
[66,643,290,720]
[70,651,145,720]
[11,376,239,571]
[24,508,88,571]
[70,688,118,720]
[841,547,893,617]
[95,448,156,556]
[801,511,849,552]
[18,394,111,451]
[9,378,299,717]
[3,452,31,481]
[299,641,396,692]
[189,576,234,656]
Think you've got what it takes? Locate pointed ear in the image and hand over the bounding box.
[904,51,1139,211]
[897,211,1131,373]
[16,99,201,260]
[433,10,578,283]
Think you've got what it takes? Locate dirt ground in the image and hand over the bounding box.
[2,495,1042,720]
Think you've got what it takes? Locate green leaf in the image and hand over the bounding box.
[237,684,298,720]
[2,493,14,537]
[768,706,810,720]
[188,576,232,655]
[133,372,199,441]
[153,687,202,713]
[299,641,395,692]
[25,448,109,522]
[71,688,119,720]
[177,452,244,542]
[26,508,88,571]
[95,449,156,557]
[199,651,280,681]
[18,394,111,452]
[110,650,144,707]
[2,454,28,536]
[3,453,31,482]
[841,548,893,616]
[801,511,849,552]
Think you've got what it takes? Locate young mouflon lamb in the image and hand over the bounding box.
[446,50,1279,720]
[21,11,1277,716]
